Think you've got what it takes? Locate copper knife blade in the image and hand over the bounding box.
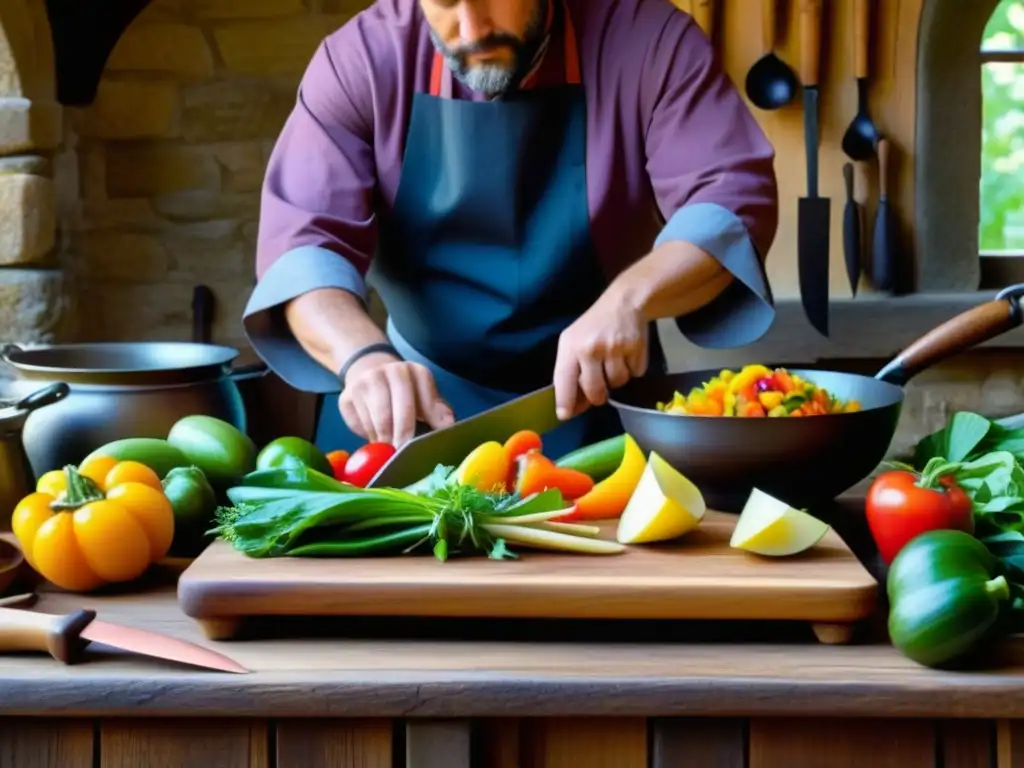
[0,607,248,673]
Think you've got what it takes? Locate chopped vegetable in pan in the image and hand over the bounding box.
[656,364,862,418]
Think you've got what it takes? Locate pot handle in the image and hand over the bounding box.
[875,283,1024,386]
[15,382,70,413]
[229,362,268,382]
[0,343,23,363]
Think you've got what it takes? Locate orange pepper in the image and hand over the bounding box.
[739,401,767,417]
[12,462,174,592]
[555,435,646,521]
[503,430,544,488]
[325,450,350,481]
[516,452,594,500]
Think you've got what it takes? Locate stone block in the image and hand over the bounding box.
[0,173,55,265]
[75,80,181,140]
[134,0,184,22]
[194,0,305,18]
[0,97,61,155]
[151,189,260,221]
[0,268,65,342]
[105,144,221,198]
[213,142,266,192]
[106,23,215,80]
[163,219,252,279]
[319,0,375,12]
[214,16,347,75]
[77,231,170,281]
[181,79,296,142]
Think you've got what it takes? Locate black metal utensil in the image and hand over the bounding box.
[841,0,880,161]
[842,162,863,295]
[744,0,799,110]
[797,0,830,337]
[871,138,895,292]
[191,285,215,344]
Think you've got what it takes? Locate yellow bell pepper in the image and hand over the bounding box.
[557,435,647,521]
[454,441,511,492]
[12,456,175,592]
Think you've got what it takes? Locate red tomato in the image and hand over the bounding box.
[865,470,974,564]
[342,443,397,488]
[325,450,350,481]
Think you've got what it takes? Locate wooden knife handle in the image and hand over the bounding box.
[877,137,890,197]
[853,0,871,79]
[691,0,715,39]
[0,607,94,664]
[761,0,777,55]
[798,0,824,87]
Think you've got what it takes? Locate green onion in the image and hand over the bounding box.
[212,464,626,560]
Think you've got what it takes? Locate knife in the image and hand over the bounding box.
[796,0,831,337]
[842,162,863,296]
[0,607,248,673]
[368,386,561,489]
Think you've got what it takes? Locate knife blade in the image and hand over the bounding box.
[797,0,830,337]
[842,162,863,296]
[369,386,561,489]
[0,607,248,673]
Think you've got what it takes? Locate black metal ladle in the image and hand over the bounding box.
[744,0,798,110]
[840,0,879,160]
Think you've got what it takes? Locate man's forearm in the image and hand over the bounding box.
[284,287,393,375]
[607,240,733,322]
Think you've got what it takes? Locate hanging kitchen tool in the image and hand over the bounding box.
[797,0,830,337]
[745,0,799,110]
[691,0,716,42]
[609,284,1024,511]
[841,0,880,161]
[369,386,562,489]
[0,382,69,519]
[0,606,249,672]
[872,137,896,292]
[842,162,864,295]
[192,285,215,344]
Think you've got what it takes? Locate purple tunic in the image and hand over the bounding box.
[244,0,779,394]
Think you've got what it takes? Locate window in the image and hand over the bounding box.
[981,0,1024,256]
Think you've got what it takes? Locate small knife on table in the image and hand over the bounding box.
[0,607,249,673]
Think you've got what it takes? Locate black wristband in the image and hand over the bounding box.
[337,342,402,387]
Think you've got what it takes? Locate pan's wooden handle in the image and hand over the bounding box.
[798,0,824,87]
[878,299,1022,385]
[761,0,777,55]
[853,0,870,79]
[0,607,93,664]
[877,138,890,198]
[691,0,715,39]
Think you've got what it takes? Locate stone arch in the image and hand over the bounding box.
[915,0,1001,291]
[0,0,65,345]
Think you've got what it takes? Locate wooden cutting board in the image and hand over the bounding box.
[177,512,878,643]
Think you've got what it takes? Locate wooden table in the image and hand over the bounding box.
[1,582,1023,768]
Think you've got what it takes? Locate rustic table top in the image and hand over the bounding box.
[0,578,1023,720]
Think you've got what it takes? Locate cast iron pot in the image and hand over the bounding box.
[1,342,267,477]
[609,285,1024,512]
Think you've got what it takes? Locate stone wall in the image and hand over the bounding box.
[55,0,366,345]
[0,0,64,343]
[0,0,1022,451]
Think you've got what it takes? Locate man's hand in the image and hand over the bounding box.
[553,292,649,420]
[339,353,455,446]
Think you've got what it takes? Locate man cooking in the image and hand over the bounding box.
[243,0,778,457]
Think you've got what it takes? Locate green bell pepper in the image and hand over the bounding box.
[887,529,1010,668]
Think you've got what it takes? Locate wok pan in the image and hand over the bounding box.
[609,284,1024,512]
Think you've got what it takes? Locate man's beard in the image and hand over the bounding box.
[428,1,549,97]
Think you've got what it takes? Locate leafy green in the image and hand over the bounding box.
[913,413,1024,613]
[210,462,603,561]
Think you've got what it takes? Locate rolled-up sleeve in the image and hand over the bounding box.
[243,34,378,393]
[643,12,779,349]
